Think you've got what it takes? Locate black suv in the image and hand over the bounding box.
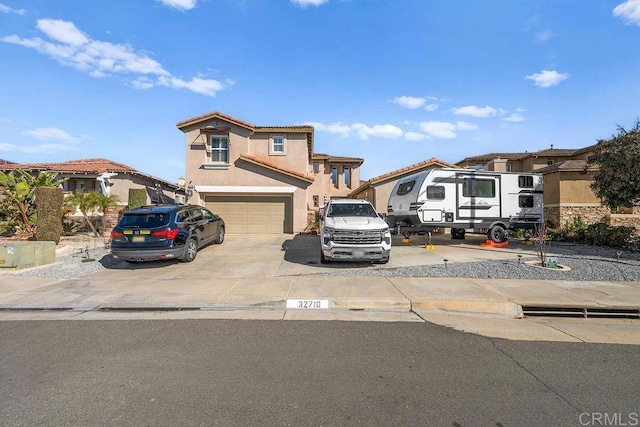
[110,204,225,263]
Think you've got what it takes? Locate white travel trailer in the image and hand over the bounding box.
[386,168,544,243]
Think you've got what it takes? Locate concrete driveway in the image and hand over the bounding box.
[90,232,540,280]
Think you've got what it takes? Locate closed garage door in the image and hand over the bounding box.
[204,195,292,234]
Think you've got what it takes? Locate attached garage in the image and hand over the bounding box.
[204,194,293,234]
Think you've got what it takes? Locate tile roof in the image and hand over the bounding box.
[536,159,598,174]
[0,158,137,173]
[0,158,179,188]
[176,111,314,133]
[311,153,364,164]
[348,157,456,196]
[456,148,581,165]
[177,111,256,130]
[239,153,315,184]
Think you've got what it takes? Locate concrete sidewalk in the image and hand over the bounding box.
[1,274,639,344]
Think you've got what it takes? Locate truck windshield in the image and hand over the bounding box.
[327,204,377,217]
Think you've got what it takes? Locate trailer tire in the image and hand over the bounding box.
[451,228,466,239]
[488,225,507,243]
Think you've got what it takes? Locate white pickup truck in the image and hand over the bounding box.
[320,199,392,264]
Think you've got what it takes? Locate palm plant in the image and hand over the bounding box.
[91,192,121,236]
[69,191,100,237]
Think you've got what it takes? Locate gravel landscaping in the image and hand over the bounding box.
[6,239,640,282]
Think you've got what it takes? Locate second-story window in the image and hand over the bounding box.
[313,162,320,174]
[210,136,229,163]
[344,167,351,187]
[270,135,285,155]
[331,167,338,187]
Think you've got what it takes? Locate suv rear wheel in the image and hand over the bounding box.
[181,237,198,262]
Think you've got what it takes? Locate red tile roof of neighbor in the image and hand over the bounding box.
[0,158,137,174]
[239,153,315,183]
[456,148,581,165]
[535,159,598,174]
[0,158,179,188]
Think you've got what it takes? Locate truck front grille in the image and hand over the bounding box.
[332,230,382,245]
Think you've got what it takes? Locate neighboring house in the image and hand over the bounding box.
[0,158,180,215]
[176,111,363,234]
[456,146,640,230]
[348,158,457,214]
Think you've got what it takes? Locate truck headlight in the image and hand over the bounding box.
[322,227,334,245]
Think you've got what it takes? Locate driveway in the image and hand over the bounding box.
[89,232,540,280]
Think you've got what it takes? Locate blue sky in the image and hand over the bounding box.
[1,0,639,184]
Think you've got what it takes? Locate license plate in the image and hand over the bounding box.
[131,236,145,242]
[286,299,329,309]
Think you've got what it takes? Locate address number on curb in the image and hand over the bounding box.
[286,299,329,309]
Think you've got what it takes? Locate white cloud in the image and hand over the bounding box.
[393,96,426,109]
[291,0,329,7]
[306,121,351,137]
[503,114,525,123]
[0,2,25,14]
[451,105,498,118]
[455,121,478,131]
[419,121,476,139]
[525,69,569,88]
[424,103,439,112]
[614,0,640,25]
[22,127,85,142]
[0,142,78,154]
[159,0,197,10]
[404,132,428,141]
[535,30,555,42]
[352,123,403,140]
[1,19,226,97]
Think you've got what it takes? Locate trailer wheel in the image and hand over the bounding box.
[488,225,508,243]
[451,228,466,239]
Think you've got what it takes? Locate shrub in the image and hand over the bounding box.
[34,186,64,243]
[128,188,147,210]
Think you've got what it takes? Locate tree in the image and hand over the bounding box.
[0,169,66,237]
[68,191,100,237]
[589,120,640,210]
[91,192,121,236]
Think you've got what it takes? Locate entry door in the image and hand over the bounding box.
[456,173,501,220]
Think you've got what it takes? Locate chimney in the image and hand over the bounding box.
[550,144,554,149]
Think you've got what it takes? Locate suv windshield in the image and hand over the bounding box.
[327,203,377,218]
[119,213,172,228]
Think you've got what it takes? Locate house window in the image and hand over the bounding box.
[506,164,512,172]
[331,167,338,187]
[210,136,229,163]
[270,135,285,155]
[547,160,554,166]
[519,195,534,208]
[344,167,351,187]
[313,162,320,174]
[426,185,445,200]
[518,175,534,188]
[313,195,319,207]
[462,178,495,198]
[586,154,596,162]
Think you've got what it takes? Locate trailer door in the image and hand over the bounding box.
[456,173,501,221]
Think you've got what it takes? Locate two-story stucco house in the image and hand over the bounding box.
[177,111,363,234]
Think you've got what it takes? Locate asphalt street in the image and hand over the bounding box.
[1,319,638,426]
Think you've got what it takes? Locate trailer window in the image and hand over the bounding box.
[462,178,495,198]
[426,185,445,200]
[518,175,534,188]
[396,180,416,196]
[519,195,534,208]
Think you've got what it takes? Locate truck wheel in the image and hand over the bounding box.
[488,225,507,243]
